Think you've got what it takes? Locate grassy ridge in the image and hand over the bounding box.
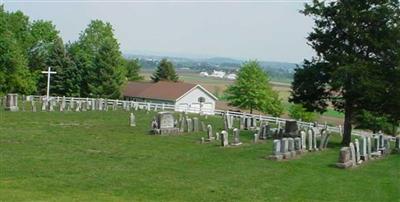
[0,111,398,201]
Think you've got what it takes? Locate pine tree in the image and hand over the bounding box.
[151,58,179,82]
[226,60,283,116]
[124,58,143,81]
[291,0,400,144]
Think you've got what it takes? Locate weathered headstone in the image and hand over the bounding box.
[294,137,302,155]
[221,130,229,147]
[300,130,306,151]
[31,99,36,112]
[359,137,368,161]
[152,112,180,135]
[192,117,199,132]
[5,94,18,111]
[231,128,242,146]
[281,138,291,159]
[269,139,283,160]
[288,138,296,157]
[206,124,214,141]
[253,133,259,143]
[336,147,353,168]
[284,121,298,137]
[215,132,220,141]
[130,113,136,127]
[349,142,356,166]
[395,136,400,152]
[367,137,372,159]
[239,116,245,130]
[186,118,193,132]
[354,139,362,164]
[307,128,313,151]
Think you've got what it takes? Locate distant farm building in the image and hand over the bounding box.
[123,81,218,114]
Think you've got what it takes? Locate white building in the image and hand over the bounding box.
[199,72,209,77]
[226,73,237,80]
[209,70,226,78]
[123,81,218,114]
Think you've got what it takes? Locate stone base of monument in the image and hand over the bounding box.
[230,142,243,146]
[153,128,180,135]
[290,151,297,157]
[268,154,283,161]
[336,161,353,169]
[371,151,382,158]
[282,152,292,159]
[295,150,304,155]
[6,106,19,112]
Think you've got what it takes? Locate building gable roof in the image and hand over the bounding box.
[123,81,217,101]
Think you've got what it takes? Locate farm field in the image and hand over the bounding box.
[0,111,399,201]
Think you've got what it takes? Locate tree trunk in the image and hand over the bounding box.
[250,105,253,114]
[342,104,353,145]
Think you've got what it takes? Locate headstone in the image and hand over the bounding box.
[288,138,296,157]
[312,129,318,151]
[31,99,36,112]
[201,121,206,132]
[231,128,242,146]
[284,121,298,137]
[186,118,193,132]
[152,112,180,135]
[360,137,368,161]
[239,116,244,130]
[221,130,229,147]
[383,138,390,155]
[336,147,353,168]
[206,125,214,141]
[367,137,372,159]
[395,136,400,152]
[75,100,81,112]
[294,137,302,155]
[130,113,136,127]
[49,99,54,111]
[269,139,283,160]
[5,94,18,111]
[354,139,362,164]
[253,133,258,143]
[349,142,356,166]
[215,132,220,141]
[41,100,47,111]
[192,117,199,132]
[179,117,186,132]
[70,98,75,111]
[300,130,306,151]
[281,138,291,159]
[307,128,313,151]
[21,95,25,111]
[60,96,66,112]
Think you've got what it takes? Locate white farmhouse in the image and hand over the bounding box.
[226,73,237,80]
[123,81,218,114]
[199,72,209,77]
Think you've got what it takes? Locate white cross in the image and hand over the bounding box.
[41,67,57,101]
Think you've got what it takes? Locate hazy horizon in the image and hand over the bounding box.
[3,1,314,63]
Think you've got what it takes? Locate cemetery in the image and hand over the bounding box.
[0,94,399,201]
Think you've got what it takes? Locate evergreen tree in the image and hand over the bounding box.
[124,58,143,81]
[70,20,124,98]
[151,58,179,82]
[226,60,283,116]
[291,0,400,144]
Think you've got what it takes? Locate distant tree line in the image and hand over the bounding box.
[0,5,142,99]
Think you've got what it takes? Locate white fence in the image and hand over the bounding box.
[25,95,383,139]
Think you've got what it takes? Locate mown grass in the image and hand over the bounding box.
[0,110,398,201]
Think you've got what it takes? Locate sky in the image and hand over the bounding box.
[3,0,315,63]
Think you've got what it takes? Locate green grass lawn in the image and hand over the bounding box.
[0,110,399,201]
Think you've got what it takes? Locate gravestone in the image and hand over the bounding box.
[41,100,47,111]
[395,136,400,153]
[307,128,313,151]
[70,98,75,111]
[75,101,81,112]
[300,130,306,151]
[284,121,298,137]
[201,121,206,132]
[60,96,66,112]
[239,116,244,130]
[367,137,372,159]
[5,94,18,111]
[186,118,193,132]
[21,95,25,111]
[31,99,36,112]
[253,133,259,143]
[231,128,242,146]
[269,139,283,160]
[215,132,220,141]
[281,138,291,159]
[349,142,356,166]
[354,139,362,164]
[130,113,136,127]
[192,117,199,132]
[336,147,353,168]
[288,138,296,157]
[383,138,390,155]
[179,117,186,132]
[206,125,214,141]
[220,130,229,147]
[360,137,368,161]
[294,137,302,154]
[152,112,180,135]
